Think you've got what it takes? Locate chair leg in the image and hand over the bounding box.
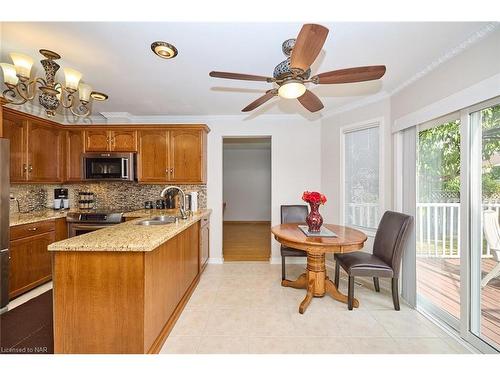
[392,278,400,311]
[348,276,354,310]
[373,277,380,292]
[281,256,286,281]
[334,261,340,287]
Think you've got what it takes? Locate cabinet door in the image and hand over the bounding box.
[180,224,199,295]
[85,130,109,151]
[2,112,27,182]
[169,130,204,183]
[137,130,169,182]
[28,120,64,182]
[200,219,210,271]
[9,231,54,299]
[66,130,84,182]
[110,130,137,152]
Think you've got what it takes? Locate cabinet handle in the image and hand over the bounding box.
[28,165,33,173]
[28,227,38,231]
[23,164,27,173]
[170,168,173,175]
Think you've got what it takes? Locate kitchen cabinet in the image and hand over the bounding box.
[137,129,206,184]
[200,216,210,271]
[137,130,169,182]
[66,129,85,182]
[2,110,64,183]
[85,129,137,152]
[28,119,64,182]
[9,220,55,299]
[2,111,26,182]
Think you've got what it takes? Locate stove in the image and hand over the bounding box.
[67,211,124,237]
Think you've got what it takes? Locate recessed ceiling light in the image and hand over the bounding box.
[151,41,178,59]
[90,91,108,101]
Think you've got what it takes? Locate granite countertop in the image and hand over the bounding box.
[48,209,212,252]
[9,208,71,227]
[123,208,181,218]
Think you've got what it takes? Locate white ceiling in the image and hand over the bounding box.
[0,22,493,120]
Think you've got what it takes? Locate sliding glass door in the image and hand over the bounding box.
[401,98,500,352]
[469,103,500,351]
[416,117,462,327]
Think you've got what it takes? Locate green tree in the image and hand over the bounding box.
[417,105,500,201]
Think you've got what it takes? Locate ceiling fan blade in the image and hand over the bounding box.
[297,89,324,113]
[242,90,277,112]
[312,65,386,84]
[290,24,329,72]
[209,71,273,82]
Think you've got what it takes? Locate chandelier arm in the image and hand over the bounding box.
[15,80,38,101]
[2,88,28,105]
[70,103,90,118]
[60,91,75,109]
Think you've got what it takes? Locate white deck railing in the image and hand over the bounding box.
[346,202,499,258]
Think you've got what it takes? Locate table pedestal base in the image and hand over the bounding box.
[281,252,359,314]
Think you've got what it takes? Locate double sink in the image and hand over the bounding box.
[135,215,180,226]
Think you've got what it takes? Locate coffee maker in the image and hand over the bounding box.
[54,188,69,210]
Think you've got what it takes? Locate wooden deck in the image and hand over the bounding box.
[417,257,500,348]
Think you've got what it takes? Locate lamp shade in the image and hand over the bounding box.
[9,52,34,78]
[64,68,82,91]
[78,83,92,102]
[0,63,19,85]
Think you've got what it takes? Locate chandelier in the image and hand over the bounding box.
[0,49,108,118]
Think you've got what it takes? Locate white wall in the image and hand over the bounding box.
[223,146,271,222]
[206,115,322,264]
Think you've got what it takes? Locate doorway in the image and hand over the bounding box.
[222,137,271,261]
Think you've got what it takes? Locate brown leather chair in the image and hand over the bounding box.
[334,211,413,310]
[280,205,308,280]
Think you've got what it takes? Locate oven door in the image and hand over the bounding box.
[68,223,115,238]
[82,153,135,181]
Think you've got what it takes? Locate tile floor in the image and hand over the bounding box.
[160,262,472,354]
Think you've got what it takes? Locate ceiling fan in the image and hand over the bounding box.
[209,24,386,113]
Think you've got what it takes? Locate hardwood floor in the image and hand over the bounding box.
[223,221,271,261]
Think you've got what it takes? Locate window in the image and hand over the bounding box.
[343,124,380,231]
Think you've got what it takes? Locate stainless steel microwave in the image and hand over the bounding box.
[82,152,136,181]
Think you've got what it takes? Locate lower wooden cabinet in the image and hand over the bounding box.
[9,218,67,299]
[9,230,54,299]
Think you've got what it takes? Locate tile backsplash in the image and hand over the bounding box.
[10,182,207,214]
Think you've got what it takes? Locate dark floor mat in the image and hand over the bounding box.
[0,290,53,354]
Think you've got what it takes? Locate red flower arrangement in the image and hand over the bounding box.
[302,191,327,205]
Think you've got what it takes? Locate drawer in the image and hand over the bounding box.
[10,220,55,241]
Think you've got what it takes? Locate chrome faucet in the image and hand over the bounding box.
[160,186,188,219]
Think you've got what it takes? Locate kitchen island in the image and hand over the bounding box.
[48,209,211,354]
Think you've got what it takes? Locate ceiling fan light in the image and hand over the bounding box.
[278,80,306,99]
[0,63,19,85]
[9,52,34,79]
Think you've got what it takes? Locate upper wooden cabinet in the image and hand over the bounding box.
[137,128,207,184]
[66,129,85,182]
[2,108,208,184]
[2,111,26,182]
[28,120,64,183]
[85,129,137,152]
[2,110,64,183]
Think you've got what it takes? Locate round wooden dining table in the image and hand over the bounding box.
[271,223,367,314]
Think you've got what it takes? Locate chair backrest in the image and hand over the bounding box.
[281,205,308,224]
[483,210,500,258]
[373,211,413,277]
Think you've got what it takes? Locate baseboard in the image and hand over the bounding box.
[270,257,306,265]
[208,257,224,264]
